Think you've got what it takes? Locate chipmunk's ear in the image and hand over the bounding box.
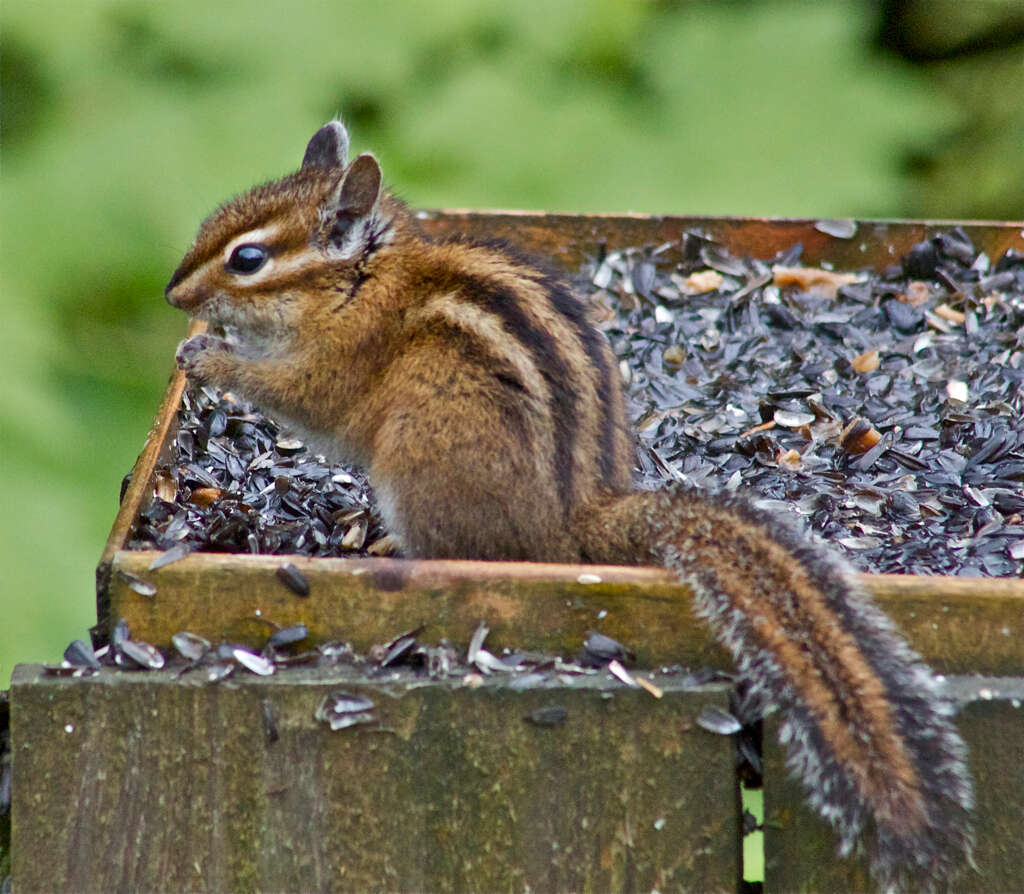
[321,153,384,255]
[302,120,350,170]
[335,153,381,217]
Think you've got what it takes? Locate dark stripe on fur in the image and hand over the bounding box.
[535,270,622,488]
[411,314,535,448]
[465,239,625,490]
[458,273,577,513]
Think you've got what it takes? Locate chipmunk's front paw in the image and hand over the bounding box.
[175,334,232,382]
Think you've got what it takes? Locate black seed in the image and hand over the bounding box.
[579,631,635,666]
[276,563,310,596]
[902,240,940,278]
[883,298,925,333]
[63,639,101,669]
[268,624,309,649]
[524,705,569,727]
[117,639,165,670]
[380,635,418,667]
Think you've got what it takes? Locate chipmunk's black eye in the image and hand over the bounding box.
[226,243,269,274]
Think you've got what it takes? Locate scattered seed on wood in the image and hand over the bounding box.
[378,634,418,668]
[636,676,664,699]
[172,631,211,662]
[524,705,569,727]
[148,543,190,571]
[206,662,236,683]
[276,563,310,597]
[111,619,130,649]
[63,639,101,669]
[813,218,857,239]
[232,647,275,676]
[696,704,743,735]
[467,621,513,673]
[117,570,157,598]
[607,659,639,688]
[116,638,165,670]
[580,631,635,666]
[315,691,376,731]
[268,624,309,650]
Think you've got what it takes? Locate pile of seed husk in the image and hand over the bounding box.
[129,227,1024,576]
[128,386,390,558]
[597,228,1024,576]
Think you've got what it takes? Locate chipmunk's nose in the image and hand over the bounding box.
[165,283,186,309]
[165,277,208,311]
[165,259,197,308]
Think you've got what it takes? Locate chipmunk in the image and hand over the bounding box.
[166,120,975,890]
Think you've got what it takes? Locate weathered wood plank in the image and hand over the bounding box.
[105,550,731,671]
[10,665,737,894]
[105,551,1024,676]
[762,676,1024,893]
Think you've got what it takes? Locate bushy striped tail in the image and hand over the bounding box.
[575,484,975,890]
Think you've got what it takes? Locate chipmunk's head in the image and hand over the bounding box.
[165,120,392,352]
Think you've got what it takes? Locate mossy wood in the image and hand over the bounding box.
[762,677,1024,893]
[105,551,1024,675]
[11,665,737,894]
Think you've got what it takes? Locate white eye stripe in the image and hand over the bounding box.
[177,224,310,292]
[237,250,323,283]
[222,226,280,262]
[217,225,325,284]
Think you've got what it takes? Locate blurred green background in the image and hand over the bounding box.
[2,0,1023,683]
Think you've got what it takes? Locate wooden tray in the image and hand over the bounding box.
[97,213,1024,674]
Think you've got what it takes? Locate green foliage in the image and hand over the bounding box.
[0,0,1015,681]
